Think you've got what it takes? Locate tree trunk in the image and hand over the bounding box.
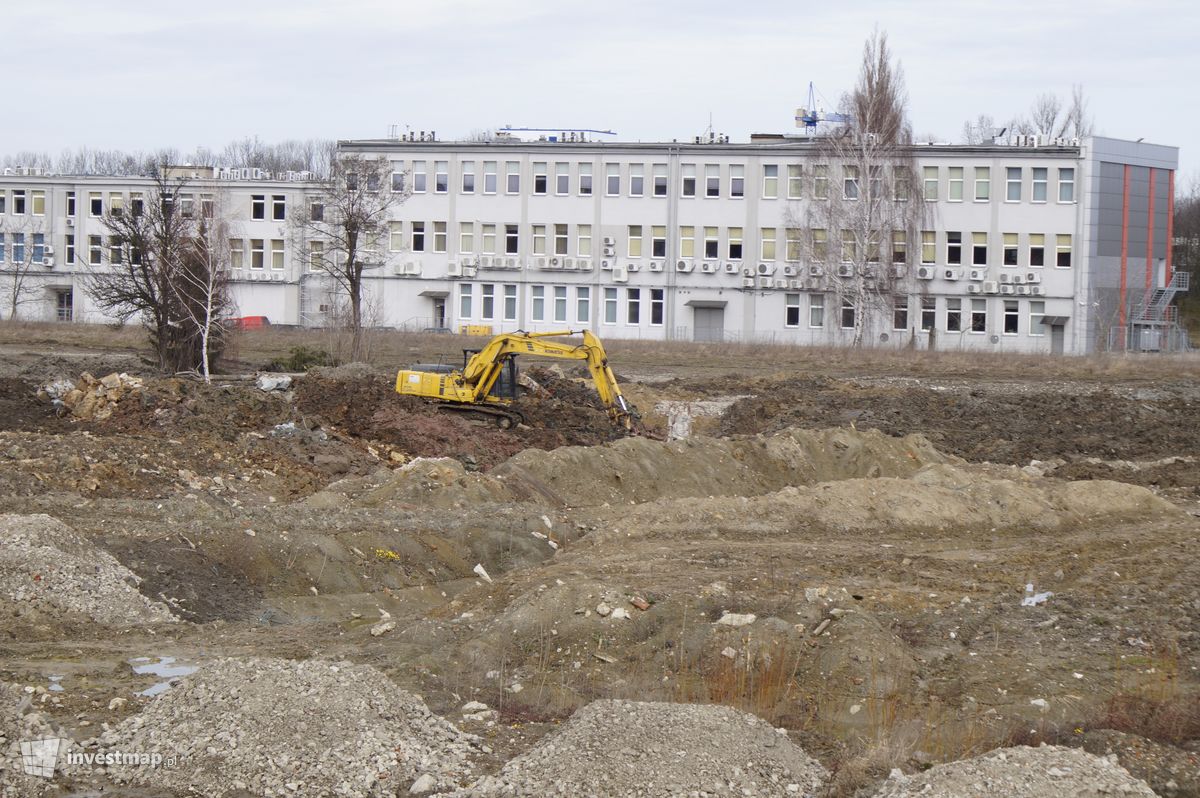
[349,278,363,362]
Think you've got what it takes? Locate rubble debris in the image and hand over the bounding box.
[57,372,145,421]
[716,611,757,627]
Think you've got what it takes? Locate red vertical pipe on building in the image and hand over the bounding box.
[1119,165,1131,333]
[1146,169,1156,292]
[1166,170,1175,283]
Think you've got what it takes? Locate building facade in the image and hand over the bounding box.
[0,134,1183,355]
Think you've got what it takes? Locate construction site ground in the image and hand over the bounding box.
[2,322,1200,797]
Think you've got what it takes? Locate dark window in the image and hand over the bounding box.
[251,195,265,220]
[947,232,962,265]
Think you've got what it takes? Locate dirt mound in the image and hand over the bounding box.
[0,378,64,434]
[873,744,1156,797]
[0,514,177,626]
[450,699,826,797]
[93,656,480,796]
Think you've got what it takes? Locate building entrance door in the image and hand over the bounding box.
[693,307,725,342]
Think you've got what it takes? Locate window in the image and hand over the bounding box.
[531,285,546,321]
[411,222,426,253]
[272,194,286,220]
[653,163,668,197]
[805,228,822,262]
[868,165,883,200]
[841,230,857,262]
[0,233,5,262]
[578,163,592,195]
[681,164,696,197]
[705,164,720,197]
[679,226,695,259]
[577,224,591,257]
[971,298,987,332]
[65,234,75,265]
[1029,300,1046,336]
[787,164,803,199]
[433,161,448,194]
[505,161,520,194]
[946,298,962,332]
[482,224,496,254]
[251,194,265,220]
[840,298,856,329]
[1058,168,1075,202]
[894,298,909,330]
[66,191,75,217]
[923,166,938,200]
[1003,233,1018,266]
[921,231,936,264]
[366,171,380,192]
[31,190,45,215]
[893,166,910,201]
[12,190,26,214]
[974,167,990,201]
[629,164,644,196]
[606,163,620,196]
[972,232,987,266]
[250,239,264,269]
[180,194,192,218]
[130,192,144,217]
[1006,167,1021,201]
[505,224,519,255]
[703,227,719,259]
[813,164,829,199]
[483,161,497,194]
[89,192,102,216]
[88,235,102,265]
[413,161,427,193]
[626,288,641,324]
[201,194,214,218]
[762,164,779,199]
[650,288,665,325]
[554,286,567,322]
[460,222,474,253]
[627,225,642,258]
[730,165,744,198]
[651,226,666,258]
[761,227,777,260]
[462,161,475,193]
[604,287,618,323]
[843,165,860,199]
[504,284,517,321]
[1029,234,1045,267]
[728,227,743,260]
[308,240,323,271]
[533,162,547,195]
[809,294,825,328]
[892,231,907,264]
[309,201,324,222]
[459,284,472,319]
[270,239,284,269]
[948,167,963,201]
[920,297,936,331]
[481,284,495,320]
[785,293,801,327]
[554,224,569,256]
[555,162,569,195]
[1003,300,1019,334]
[532,224,547,256]
[1032,167,1047,202]
[13,233,25,264]
[576,287,590,323]
[392,168,407,193]
[56,289,72,322]
[947,231,962,265]
[1056,234,1072,268]
[230,239,244,268]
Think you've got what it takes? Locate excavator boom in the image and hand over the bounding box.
[396,330,636,431]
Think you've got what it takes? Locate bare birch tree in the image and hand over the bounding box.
[291,154,406,361]
[167,201,233,381]
[795,30,924,347]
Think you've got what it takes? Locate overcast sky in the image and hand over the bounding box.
[4,0,1197,175]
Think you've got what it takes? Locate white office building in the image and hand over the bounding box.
[0,133,1185,355]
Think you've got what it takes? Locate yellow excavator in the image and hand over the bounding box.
[395,329,637,431]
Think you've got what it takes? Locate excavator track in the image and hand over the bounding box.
[435,402,524,430]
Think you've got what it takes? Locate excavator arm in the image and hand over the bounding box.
[396,330,636,431]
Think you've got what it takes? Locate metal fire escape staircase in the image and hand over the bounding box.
[1129,271,1190,351]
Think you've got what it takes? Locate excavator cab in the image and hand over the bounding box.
[463,349,519,400]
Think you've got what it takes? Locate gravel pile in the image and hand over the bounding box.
[0,514,177,625]
[448,699,827,797]
[873,745,1158,797]
[93,657,480,796]
[0,681,67,797]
